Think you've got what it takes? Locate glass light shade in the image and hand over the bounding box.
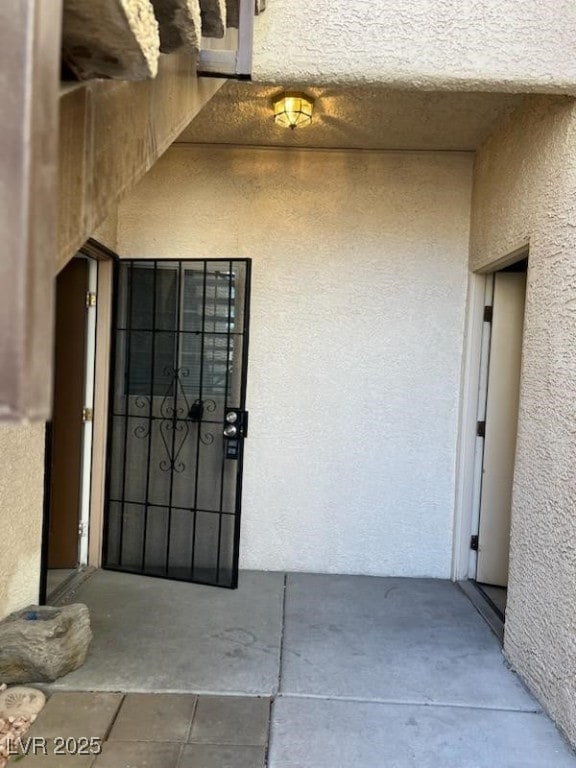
[273,92,314,129]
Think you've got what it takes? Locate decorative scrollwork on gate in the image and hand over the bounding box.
[158,366,191,473]
[133,395,151,439]
[131,367,217,472]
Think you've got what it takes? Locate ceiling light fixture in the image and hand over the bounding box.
[272,92,314,129]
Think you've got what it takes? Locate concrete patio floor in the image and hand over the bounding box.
[47,570,576,767]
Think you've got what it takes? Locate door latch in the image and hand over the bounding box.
[188,399,204,422]
[223,410,248,459]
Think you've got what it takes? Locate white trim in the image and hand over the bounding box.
[88,258,114,568]
[198,49,237,76]
[78,259,97,567]
[198,0,254,76]
[236,0,254,75]
[454,249,529,582]
[451,271,487,580]
[469,275,494,576]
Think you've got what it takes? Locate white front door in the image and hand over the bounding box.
[476,271,526,586]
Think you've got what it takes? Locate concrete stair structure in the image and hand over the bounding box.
[62,0,259,80]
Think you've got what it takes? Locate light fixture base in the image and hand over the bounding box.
[272,91,314,129]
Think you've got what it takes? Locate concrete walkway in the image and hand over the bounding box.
[46,570,576,767]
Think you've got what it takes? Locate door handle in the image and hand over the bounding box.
[223,410,248,439]
[223,423,238,438]
[223,410,248,460]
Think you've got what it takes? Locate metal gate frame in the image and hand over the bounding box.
[102,258,251,589]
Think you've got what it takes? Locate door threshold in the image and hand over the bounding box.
[474,581,507,620]
[47,566,97,605]
[458,579,504,643]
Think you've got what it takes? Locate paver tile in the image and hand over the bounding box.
[93,740,181,768]
[108,694,196,742]
[27,693,124,740]
[188,697,270,746]
[178,744,266,768]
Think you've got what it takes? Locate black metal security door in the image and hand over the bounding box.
[104,260,251,588]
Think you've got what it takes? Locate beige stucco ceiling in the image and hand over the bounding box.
[177,82,524,151]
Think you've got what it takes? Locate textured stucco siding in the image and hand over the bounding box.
[253,0,576,94]
[0,424,45,620]
[118,146,472,578]
[471,95,576,746]
[58,54,223,272]
[90,208,119,255]
[0,210,117,618]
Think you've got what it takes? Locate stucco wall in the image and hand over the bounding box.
[118,145,472,578]
[0,424,45,619]
[470,95,576,746]
[0,213,118,619]
[253,0,576,94]
[57,55,223,272]
[91,208,119,254]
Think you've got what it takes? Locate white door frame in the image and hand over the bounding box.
[451,271,487,580]
[78,257,98,567]
[476,271,526,585]
[87,250,115,569]
[452,247,529,581]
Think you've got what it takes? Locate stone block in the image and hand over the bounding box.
[62,0,160,80]
[28,692,122,740]
[179,745,266,768]
[150,0,202,53]
[0,605,92,684]
[199,0,226,38]
[97,742,181,767]
[108,693,197,742]
[189,696,270,746]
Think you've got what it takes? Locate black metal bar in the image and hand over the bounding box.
[140,261,158,571]
[118,262,135,566]
[239,260,252,407]
[104,258,251,588]
[164,262,183,575]
[39,421,53,605]
[103,563,237,590]
[216,262,235,582]
[114,327,243,336]
[106,499,237,516]
[102,259,121,567]
[231,259,252,588]
[110,412,224,425]
[190,262,208,580]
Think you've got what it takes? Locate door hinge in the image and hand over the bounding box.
[476,420,486,438]
[470,535,479,551]
[78,522,89,537]
[82,407,93,423]
[86,291,97,308]
[483,305,493,323]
